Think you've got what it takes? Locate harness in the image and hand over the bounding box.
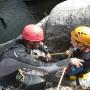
[66,48,81,86]
[65,48,90,89]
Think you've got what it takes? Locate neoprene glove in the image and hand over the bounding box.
[69,58,84,68]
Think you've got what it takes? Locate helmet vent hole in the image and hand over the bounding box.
[81,32,83,34]
[37,35,39,37]
[78,32,80,35]
[75,34,78,37]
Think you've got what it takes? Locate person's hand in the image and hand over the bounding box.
[45,53,52,62]
[65,50,70,56]
[65,48,73,56]
[69,58,84,68]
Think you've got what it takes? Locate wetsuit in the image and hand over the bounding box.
[72,48,90,73]
[0,39,61,90]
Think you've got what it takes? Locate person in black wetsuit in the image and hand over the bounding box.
[64,26,90,89]
[0,24,61,90]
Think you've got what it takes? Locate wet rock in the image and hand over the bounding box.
[0,0,35,44]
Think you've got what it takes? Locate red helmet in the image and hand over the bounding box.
[21,24,44,41]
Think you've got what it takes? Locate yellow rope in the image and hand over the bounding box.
[56,67,67,90]
[50,52,65,56]
[16,69,25,90]
[56,48,73,90]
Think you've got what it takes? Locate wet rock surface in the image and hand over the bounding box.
[0,0,36,43]
[24,0,63,22]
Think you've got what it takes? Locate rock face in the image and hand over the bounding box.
[43,0,90,52]
[0,0,35,44]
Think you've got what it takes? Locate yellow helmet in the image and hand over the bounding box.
[71,26,90,46]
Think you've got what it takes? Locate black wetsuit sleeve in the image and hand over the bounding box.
[12,47,44,67]
[80,52,90,63]
[38,42,49,54]
[72,48,90,61]
[0,58,24,76]
[72,49,90,70]
[0,46,63,75]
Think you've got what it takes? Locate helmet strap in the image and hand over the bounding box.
[30,42,36,49]
[78,42,84,48]
[26,41,36,49]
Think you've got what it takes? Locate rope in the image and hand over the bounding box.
[50,52,65,56]
[56,67,67,90]
[56,48,73,90]
[16,69,25,90]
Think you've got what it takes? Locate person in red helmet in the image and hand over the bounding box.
[22,24,44,42]
[0,24,61,90]
[21,24,51,61]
